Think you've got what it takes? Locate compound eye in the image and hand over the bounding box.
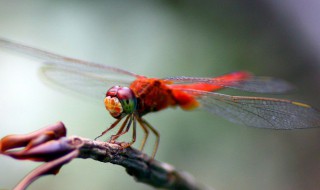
[117,87,137,114]
[106,86,120,97]
[104,86,137,118]
[104,96,123,118]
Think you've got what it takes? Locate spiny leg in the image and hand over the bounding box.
[130,115,137,146]
[121,115,137,149]
[94,117,123,140]
[135,115,149,151]
[110,114,133,141]
[140,118,160,158]
[110,114,131,142]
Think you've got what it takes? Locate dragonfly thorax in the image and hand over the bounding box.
[104,86,137,118]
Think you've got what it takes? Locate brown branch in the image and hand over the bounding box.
[0,122,213,190]
[74,137,210,190]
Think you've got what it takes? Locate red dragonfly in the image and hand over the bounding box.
[1,38,320,157]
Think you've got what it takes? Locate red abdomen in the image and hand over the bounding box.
[129,71,250,116]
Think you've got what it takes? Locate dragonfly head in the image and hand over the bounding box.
[104,86,137,118]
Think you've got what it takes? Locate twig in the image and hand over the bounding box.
[75,136,208,190]
[0,122,212,190]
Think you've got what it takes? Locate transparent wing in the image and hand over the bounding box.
[224,76,294,93]
[183,90,320,129]
[0,38,138,99]
[165,75,294,93]
[0,38,140,77]
[40,63,133,99]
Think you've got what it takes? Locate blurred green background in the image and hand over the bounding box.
[1,1,320,190]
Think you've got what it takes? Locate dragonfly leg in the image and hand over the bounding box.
[94,117,122,140]
[130,116,137,146]
[135,115,149,151]
[110,114,133,141]
[121,115,136,148]
[139,118,159,158]
[110,115,131,142]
